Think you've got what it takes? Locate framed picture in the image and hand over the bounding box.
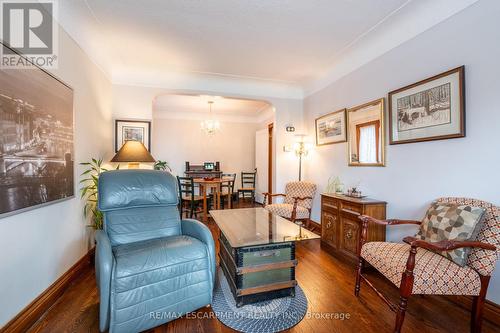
[347,99,385,167]
[315,108,347,146]
[1,42,74,219]
[115,119,151,152]
[388,66,465,145]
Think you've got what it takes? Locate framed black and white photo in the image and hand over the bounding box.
[388,66,465,145]
[315,108,347,146]
[115,119,151,152]
[1,43,74,218]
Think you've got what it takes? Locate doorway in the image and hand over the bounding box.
[254,122,274,204]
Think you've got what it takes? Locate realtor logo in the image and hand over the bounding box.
[1,0,58,68]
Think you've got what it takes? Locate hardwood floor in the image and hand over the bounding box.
[28,200,499,333]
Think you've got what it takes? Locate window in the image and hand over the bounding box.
[356,120,380,163]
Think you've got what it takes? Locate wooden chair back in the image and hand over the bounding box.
[222,173,236,194]
[177,176,196,202]
[241,169,256,189]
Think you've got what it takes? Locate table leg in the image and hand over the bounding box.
[202,184,207,222]
[216,184,221,210]
[228,188,232,209]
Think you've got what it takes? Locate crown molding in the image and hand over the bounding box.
[112,68,303,100]
[304,0,479,97]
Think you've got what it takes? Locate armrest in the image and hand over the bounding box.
[263,193,286,197]
[403,236,496,252]
[95,230,113,332]
[181,219,216,290]
[290,196,313,221]
[357,215,422,257]
[359,215,422,226]
[262,193,286,206]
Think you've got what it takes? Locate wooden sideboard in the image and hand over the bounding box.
[321,193,387,262]
[185,161,222,178]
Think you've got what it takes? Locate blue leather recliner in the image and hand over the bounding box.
[95,170,215,333]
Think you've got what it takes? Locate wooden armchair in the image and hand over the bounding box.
[355,197,499,333]
[263,181,317,227]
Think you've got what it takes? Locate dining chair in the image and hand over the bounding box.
[221,173,236,209]
[177,176,204,218]
[237,169,257,206]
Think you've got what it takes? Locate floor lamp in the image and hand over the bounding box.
[294,141,310,181]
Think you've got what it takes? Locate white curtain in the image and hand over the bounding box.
[359,125,377,163]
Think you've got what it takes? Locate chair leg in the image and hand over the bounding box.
[394,247,417,333]
[471,275,490,333]
[355,257,364,296]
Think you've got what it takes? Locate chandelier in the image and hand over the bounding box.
[201,100,220,135]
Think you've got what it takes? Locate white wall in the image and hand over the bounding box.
[303,0,500,302]
[0,29,113,325]
[152,117,257,186]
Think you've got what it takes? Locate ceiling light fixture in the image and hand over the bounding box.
[201,100,220,136]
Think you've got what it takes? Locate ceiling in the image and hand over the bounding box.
[58,0,478,96]
[153,94,272,122]
[155,94,270,115]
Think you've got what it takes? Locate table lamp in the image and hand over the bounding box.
[111,140,155,169]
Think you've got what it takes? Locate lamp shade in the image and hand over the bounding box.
[111,140,155,163]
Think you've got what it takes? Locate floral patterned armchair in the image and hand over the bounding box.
[263,181,317,227]
[355,197,499,333]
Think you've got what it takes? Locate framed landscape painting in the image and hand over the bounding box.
[388,66,465,145]
[315,109,347,146]
[0,43,74,218]
[115,119,151,152]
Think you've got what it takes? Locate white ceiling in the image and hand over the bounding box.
[58,0,479,97]
[153,94,273,123]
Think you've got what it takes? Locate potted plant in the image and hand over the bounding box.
[153,160,171,171]
[80,158,118,229]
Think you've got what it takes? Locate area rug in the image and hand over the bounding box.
[212,268,308,333]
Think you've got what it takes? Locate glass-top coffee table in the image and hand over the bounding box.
[210,207,319,307]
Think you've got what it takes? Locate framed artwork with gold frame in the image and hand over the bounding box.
[347,98,385,167]
[315,108,347,146]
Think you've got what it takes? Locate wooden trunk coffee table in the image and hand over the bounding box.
[210,207,319,307]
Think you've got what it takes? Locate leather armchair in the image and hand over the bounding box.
[96,170,215,333]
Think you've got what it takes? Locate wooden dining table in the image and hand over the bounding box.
[193,177,233,222]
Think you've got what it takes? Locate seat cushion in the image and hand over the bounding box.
[265,203,309,219]
[111,235,212,331]
[361,242,481,295]
[182,194,204,201]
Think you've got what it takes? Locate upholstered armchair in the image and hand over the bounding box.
[263,181,317,227]
[96,170,215,333]
[355,197,499,333]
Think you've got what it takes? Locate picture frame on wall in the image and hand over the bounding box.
[115,119,151,152]
[0,42,75,219]
[315,108,347,146]
[388,66,465,145]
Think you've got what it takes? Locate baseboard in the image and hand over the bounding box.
[448,295,500,327]
[308,219,321,234]
[1,247,95,333]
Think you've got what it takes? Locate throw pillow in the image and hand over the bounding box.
[415,201,486,266]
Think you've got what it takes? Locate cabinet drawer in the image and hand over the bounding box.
[322,196,339,211]
[340,201,363,216]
